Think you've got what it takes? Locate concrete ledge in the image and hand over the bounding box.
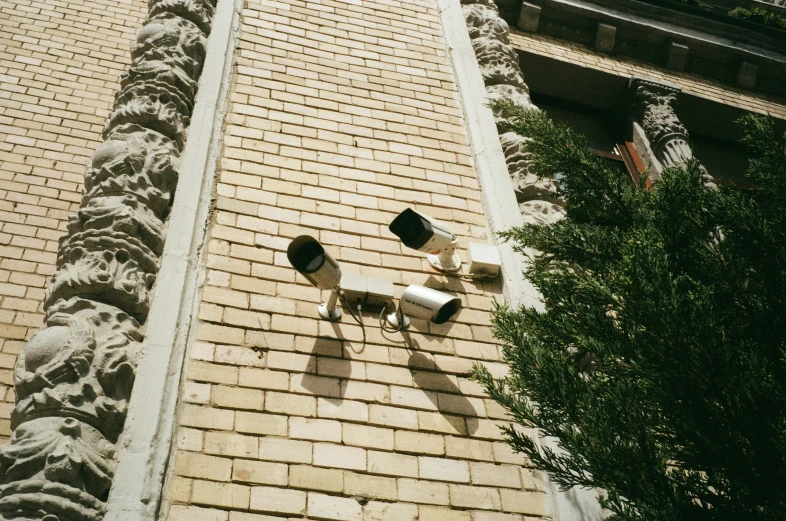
[436,0,540,311]
[436,1,605,519]
[103,0,243,518]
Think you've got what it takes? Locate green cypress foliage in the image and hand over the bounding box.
[474,103,786,521]
[728,6,786,31]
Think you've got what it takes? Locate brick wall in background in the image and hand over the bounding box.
[0,0,147,440]
[165,0,549,519]
[509,30,786,120]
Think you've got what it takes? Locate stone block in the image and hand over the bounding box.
[493,442,528,465]
[290,417,342,442]
[211,385,264,411]
[249,487,307,516]
[235,411,287,436]
[232,459,288,486]
[343,423,394,450]
[445,437,494,461]
[238,368,290,391]
[470,462,521,488]
[192,480,250,510]
[418,411,467,435]
[395,431,444,455]
[289,465,344,493]
[397,478,450,505]
[517,3,541,32]
[181,404,234,431]
[313,443,366,470]
[167,476,192,503]
[258,437,312,464]
[738,61,758,89]
[362,501,418,521]
[318,397,369,422]
[499,489,547,515]
[188,361,239,386]
[472,513,523,521]
[229,513,289,521]
[343,472,398,500]
[448,484,501,510]
[169,505,228,521]
[367,450,419,478]
[176,452,232,482]
[265,391,316,417]
[308,492,362,521]
[390,386,438,411]
[594,23,616,53]
[418,506,471,521]
[202,430,256,459]
[666,42,689,72]
[418,457,470,483]
[183,381,211,404]
[369,405,418,430]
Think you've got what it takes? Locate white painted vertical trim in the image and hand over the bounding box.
[435,0,603,519]
[103,0,243,518]
[435,0,542,310]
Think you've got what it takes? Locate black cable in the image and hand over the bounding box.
[379,303,404,333]
[340,291,366,347]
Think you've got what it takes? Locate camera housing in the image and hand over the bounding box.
[388,208,461,272]
[385,284,462,330]
[287,235,342,320]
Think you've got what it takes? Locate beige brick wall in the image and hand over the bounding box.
[0,0,147,441]
[165,0,549,518]
[510,30,786,119]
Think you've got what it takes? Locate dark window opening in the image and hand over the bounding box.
[691,134,751,188]
[531,93,644,183]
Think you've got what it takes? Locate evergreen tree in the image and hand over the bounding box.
[474,104,786,521]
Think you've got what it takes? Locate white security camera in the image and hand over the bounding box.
[385,284,462,330]
[389,208,461,272]
[287,235,342,320]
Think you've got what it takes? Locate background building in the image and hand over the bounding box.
[0,0,784,519]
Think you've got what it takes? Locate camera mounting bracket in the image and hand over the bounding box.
[318,288,342,321]
[427,238,461,272]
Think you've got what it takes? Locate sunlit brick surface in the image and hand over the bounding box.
[0,0,147,441]
[166,0,549,518]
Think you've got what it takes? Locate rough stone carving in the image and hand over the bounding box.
[45,232,158,320]
[69,196,166,255]
[464,3,510,42]
[0,475,106,521]
[471,37,528,88]
[149,0,215,35]
[499,132,560,202]
[131,17,207,79]
[462,0,564,222]
[629,78,692,170]
[104,95,187,148]
[1,0,217,516]
[486,84,533,132]
[0,417,115,493]
[83,128,179,219]
[519,200,566,226]
[13,298,142,441]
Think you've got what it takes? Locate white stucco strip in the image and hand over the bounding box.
[434,0,602,519]
[435,0,543,311]
[103,0,243,518]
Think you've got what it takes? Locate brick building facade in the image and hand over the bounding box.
[0,0,784,519]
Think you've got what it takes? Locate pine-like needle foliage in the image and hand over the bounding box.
[474,104,786,521]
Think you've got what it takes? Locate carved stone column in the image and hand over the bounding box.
[629,78,693,171]
[0,0,216,519]
[461,0,563,225]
